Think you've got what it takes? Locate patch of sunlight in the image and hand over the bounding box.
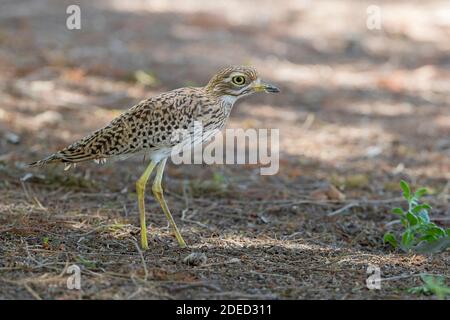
[284,123,394,162]
[435,115,450,130]
[101,0,304,26]
[383,2,450,43]
[256,59,447,97]
[237,104,301,123]
[209,234,421,268]
[339,102,414,117]
[215,234,332,252]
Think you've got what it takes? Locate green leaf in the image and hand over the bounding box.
[407,285,432,296]
[418,235,436,242]
[383,233,397,248]
[414,237,450,254]
[414,188,428,199]
[406,212,418,226]
[420,275,450,299]
[412,204,431,214]
[401,231,414,248]
[410,198,419,208]
[400,217,408,227]
[391,207,404,216]
[417,210,430,223]
[425,222,437,228]
[400,217,409,228]
[409,275,450,299]
[426,226,446,238]
[383,181,448,254]
[400,180,411,200]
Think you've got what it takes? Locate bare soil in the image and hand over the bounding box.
[0,0,449,299]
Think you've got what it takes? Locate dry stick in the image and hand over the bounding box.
[327,202,358,217]
[20,180,47,210]
[132,240,148,281]
[180,181,213,229]
[20,179,32,203]
[126,287,143,300]
[281,231,303,240]
[0,224,15,233]
[209,197,404,206]
[58,258,70,278]
[160,282,222,293]
[241,198,406,217]
[196,258,241,269]
[199,291,277,299]
[326,197,415,217]
[78,223,133,237]
[25,248,148,258]
[23,283,43,300]
[0,274,66,286]
[247,270,296,282]
[381,272,450,282]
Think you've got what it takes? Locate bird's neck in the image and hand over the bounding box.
[202,86,238,115]
[218,95,238,107]
[218,95,238,115]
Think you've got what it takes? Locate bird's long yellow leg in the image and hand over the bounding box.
[152,158,187,248]
[136,160,158,250]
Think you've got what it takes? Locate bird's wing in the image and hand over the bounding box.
[29,89,203,167]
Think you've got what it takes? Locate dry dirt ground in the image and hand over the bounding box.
[0,0,449,299]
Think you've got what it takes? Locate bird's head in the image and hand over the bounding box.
[205,66,280,103]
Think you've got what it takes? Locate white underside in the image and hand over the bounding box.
[149,128,221,163]
[148,148,173,163]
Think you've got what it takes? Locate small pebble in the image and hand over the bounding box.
[228,258,241,264]
[183,252,207,266]
[5,132,20,144]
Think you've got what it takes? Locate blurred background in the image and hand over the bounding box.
[0,0,449,299]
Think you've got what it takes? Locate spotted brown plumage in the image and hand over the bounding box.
[30,88,216,167]
[30,65,280,249]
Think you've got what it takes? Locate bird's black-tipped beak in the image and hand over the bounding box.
[263,83,280,93]
[253,81,280,93]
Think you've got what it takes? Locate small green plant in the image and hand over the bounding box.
[189,172,228,197]
[383,180,450,253]
[76,256,98,269]
[408,275,450,299]
[41,236,50,249]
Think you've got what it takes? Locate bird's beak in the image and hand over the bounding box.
[253,81,280,93]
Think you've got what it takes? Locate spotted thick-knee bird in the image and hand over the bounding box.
[30,66,280,250]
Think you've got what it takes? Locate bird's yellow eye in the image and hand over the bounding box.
[231,75,246,86]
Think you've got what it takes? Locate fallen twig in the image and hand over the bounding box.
[327,202,358,217]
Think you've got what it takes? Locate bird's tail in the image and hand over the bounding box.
[29,149,98,169]
[28,139,100,169]
[28,153,63,167]
[29,125,115,169]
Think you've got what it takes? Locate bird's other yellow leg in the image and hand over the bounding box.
[136,160,158,250]
[152,158,187,248]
